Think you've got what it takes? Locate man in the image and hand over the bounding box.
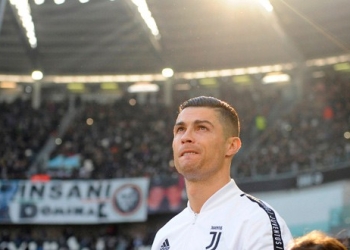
[152,96,293,250]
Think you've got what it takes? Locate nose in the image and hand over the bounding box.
[181,128,194,143]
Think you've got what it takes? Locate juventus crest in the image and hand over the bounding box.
[206,231,222,250]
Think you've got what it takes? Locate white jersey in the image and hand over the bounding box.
[151,179,293,250]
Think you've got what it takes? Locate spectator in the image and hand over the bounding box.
[288,230,347,250]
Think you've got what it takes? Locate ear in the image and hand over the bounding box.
[225,137,241,157]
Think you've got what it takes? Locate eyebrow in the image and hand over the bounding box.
[174,119,214,128]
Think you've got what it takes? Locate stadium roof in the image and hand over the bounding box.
[0,0,349,77]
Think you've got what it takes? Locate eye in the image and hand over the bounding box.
[198,125,208,131]
[175,126,185,133]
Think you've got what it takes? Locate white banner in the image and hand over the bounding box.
[0,178,150,224]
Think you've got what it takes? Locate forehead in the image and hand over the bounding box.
[175,107,219,123]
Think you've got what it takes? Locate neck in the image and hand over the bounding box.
[185,175,231,213]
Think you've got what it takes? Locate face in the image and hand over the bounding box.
[172,107,238,182]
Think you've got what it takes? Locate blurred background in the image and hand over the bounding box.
[0,0,350,249]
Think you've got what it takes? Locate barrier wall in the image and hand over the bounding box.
[252,180,350,236]
[1,165,350,238]
[0,178,149,224]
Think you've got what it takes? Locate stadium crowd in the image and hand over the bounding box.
[0,224,155,250]
[46,97,176,180]
[40,80,284,180]
[0,99,68,180]
[236,74,350,178]
[0,74,349,181]
[0,72,349,249]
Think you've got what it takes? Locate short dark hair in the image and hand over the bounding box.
[290,230,347,250]
[179,96,240,137]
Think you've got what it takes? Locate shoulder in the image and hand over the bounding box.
[154,208,190,236]
[234,193,293,249]
[233,193,288,228]
[152,208,191,250]
[212,191,293,249]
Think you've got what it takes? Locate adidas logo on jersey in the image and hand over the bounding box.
[160,238,170,250]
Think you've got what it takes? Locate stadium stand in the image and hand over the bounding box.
[1,72,349,181]
[0,99,68,180]
[0,71,349,249]
[46,98,177,180]
[235,74,350,178]
[0,224,156,250]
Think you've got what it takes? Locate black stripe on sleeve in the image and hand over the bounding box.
[241,193,285,250]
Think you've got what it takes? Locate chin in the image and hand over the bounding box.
[183,174,203,182]
[179,169,202,182]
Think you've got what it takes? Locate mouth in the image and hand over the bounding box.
[180,151,198,157]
